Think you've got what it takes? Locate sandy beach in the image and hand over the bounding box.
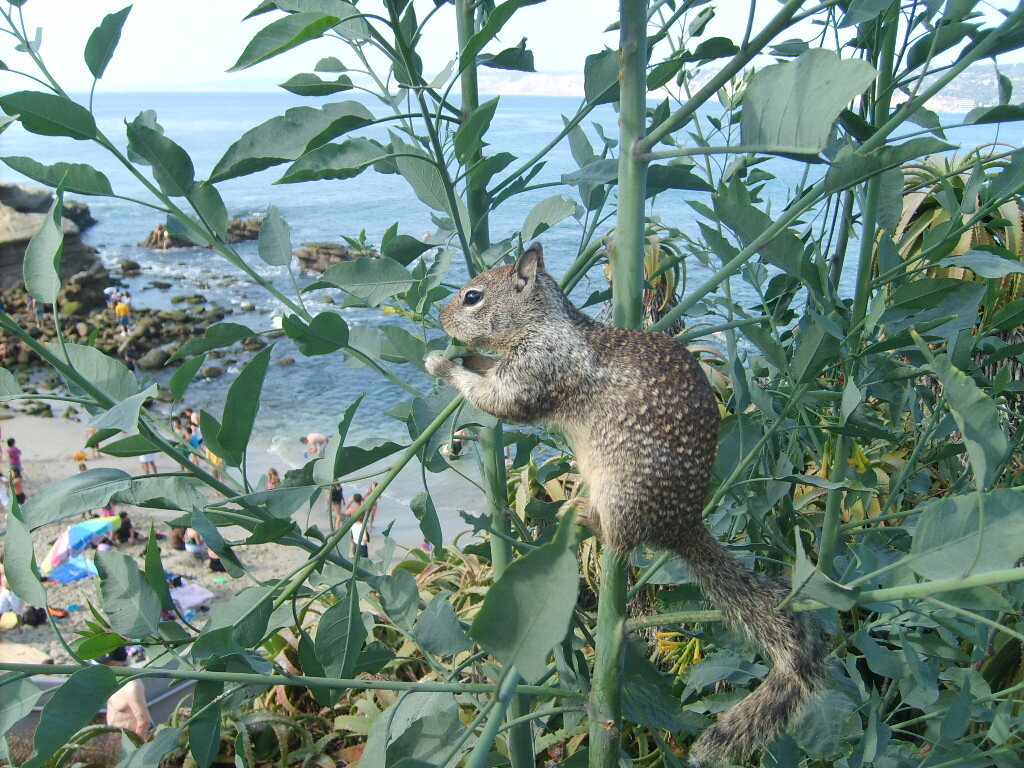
[0,409,314,663]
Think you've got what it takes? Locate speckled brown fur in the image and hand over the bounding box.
[425,244,825,765]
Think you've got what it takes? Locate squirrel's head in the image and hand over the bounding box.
[439,242,564,351]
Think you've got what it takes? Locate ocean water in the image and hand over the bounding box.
[0,91,1016,546]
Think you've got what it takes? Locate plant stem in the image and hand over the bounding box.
[591,5,648,767]
[465,670,522,768]
[626,565,1024,631]
[819,4,898,574]
[0,661,584,698]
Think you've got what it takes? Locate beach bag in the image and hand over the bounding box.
[21,606,47,626]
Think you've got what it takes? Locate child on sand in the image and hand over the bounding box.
[114,300,131,336]
[7,438,22,474]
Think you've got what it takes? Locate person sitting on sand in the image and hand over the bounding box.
[101,647,152,738]
[182,528,205,556]
[115,511,141,546]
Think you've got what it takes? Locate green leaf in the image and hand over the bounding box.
[0,91,97,140]
[793,683,861,760]
[315,578,367,679]
[791,320,841,384]
[126,118,195,197]
[145,528,175,612]
[88,383,157,436]
[49,343,140,403]
[584,48,619,105]
[22,468,204,529]
[168,352,207,399]
[459,0,544,70]
[714,180,803,276]
[390,134,455,217]
[647,164,713,193]
[965,104,1024,125]
[315,256,414,307]
[880,278,985,340]
[211,101,375,183]
[990,298,1024,331]
[909,489,1024,580]
[277,136,385,183]
[469,516,579,682]
[454,97,498,163]
[479,37,535,72]
[85,5,132,79]
[930,353,1009,488]
[410,491,442,550]
[23,186,63,304]
[188,680,223,768]
[281,312,348,356]
[187,183,228,238]
[622,638,693,731]
[279,71,353,96]
[522,195,577,240]
[790,532,859,609]
[378,569,420,630]
[23,665,118,768]
[840,0,892,27]
[414,592,470,656]
[682,36,738,62]
[4,506,47,606]
[907,22,976,70]
[257,204,292,266]
[684,648,768,689]
[382,234,434,266]
[936,250,1024,278]
[360,693,462,768]
[115,727,182,768]
[741,49,876,155]
[168,322,258,362]
[0,673,43,743]
[203,586,274,647]
[1,156,114,196]
[230,11,341,71]
[216,345,273,466]
[822,138,955,197]
[96,550,162,638]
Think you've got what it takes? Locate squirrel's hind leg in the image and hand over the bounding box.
[561,497,600,536]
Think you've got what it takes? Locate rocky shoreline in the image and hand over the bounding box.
[0,183,237,377]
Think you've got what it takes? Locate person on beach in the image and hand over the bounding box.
[182,528,205,556]
[183,426,202,466]
[114,299,131,337]
[204,447,224,482]
[11,471,25,505]
[300,432,328,459]
[169,528,186,551]
[7,438,22,474]
[344,493,374,558]
[25,295,44,329]
[267,468,281,490]
[0,560,25,616]
[104,286,119,309]
[101,648,153,738]
[115,511,142,545]
[330,483,345,529]
[441,428,468,458]
[138,453,157,475]
[0,475,10,517]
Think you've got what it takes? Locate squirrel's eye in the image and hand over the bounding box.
[463,289,483,306]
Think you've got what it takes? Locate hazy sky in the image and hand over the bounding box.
[0,1,1016,93]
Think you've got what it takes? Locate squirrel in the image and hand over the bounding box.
[425,243,826,765]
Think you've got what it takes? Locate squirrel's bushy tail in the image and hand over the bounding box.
[678,532,826,765]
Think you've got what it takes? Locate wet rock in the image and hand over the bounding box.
[0,184,95,230]
[0,203,101,290]
[276,357,295,365]
[75,322,90,338]
[137,348,171,370]
[294,242,373,273]
[171,294,206,306]
[227,217,261,243]
[239,302,255,312]
[241,337,266,352]
[201,366,225,379]
[121,259,142,276]
[149,281,172,290]
[318,295,335,304]
[59,260,113,312]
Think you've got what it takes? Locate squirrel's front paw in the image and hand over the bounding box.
[425,352,453,379]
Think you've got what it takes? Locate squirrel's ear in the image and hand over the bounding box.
[514,243,544,291]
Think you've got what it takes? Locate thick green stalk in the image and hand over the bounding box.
[819,4,898,573]
[591,4,648,767]
[456,3,531,763]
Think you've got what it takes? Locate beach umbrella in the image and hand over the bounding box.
[40,516,119,576]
